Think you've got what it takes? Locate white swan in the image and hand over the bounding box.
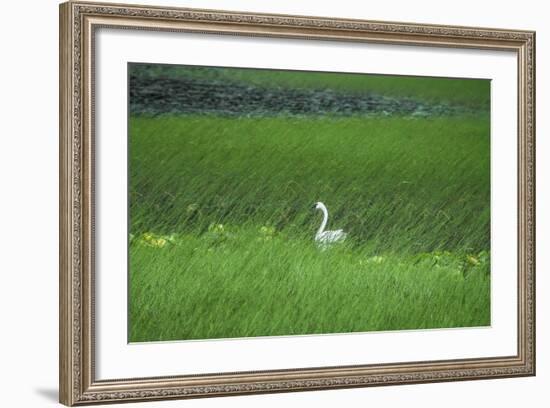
[313,202,347,247]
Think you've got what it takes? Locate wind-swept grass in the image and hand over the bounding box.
[129,116,490,254]
[128,114,490,342]
[129,227,490,342]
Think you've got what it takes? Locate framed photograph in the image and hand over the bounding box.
[59,1,535,405]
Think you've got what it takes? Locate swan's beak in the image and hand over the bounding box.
[311,204,316,210]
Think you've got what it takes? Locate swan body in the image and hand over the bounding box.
[313,202,347,247]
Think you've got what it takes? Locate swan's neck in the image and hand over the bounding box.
[317,205,329,236]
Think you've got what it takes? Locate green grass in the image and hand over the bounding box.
[131,64,490,108]
[129,228,489,342]
[128,115,490,342]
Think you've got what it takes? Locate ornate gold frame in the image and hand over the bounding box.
[59,1,536,405]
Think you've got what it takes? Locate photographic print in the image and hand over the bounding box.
[128,64,491,343]
[60,3,535,404]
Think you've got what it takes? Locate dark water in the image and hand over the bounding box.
[129,75,481,118]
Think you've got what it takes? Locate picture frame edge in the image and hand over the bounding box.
[59,1,536,405]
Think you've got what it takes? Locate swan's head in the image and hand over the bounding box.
[312,202,325,210]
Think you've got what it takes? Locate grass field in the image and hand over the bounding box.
[128,66,491,342]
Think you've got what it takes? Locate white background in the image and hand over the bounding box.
[96,29,518,379]
[0,0,546,407]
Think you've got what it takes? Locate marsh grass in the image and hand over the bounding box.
[129,228,489,342]
[128,115,490,342]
